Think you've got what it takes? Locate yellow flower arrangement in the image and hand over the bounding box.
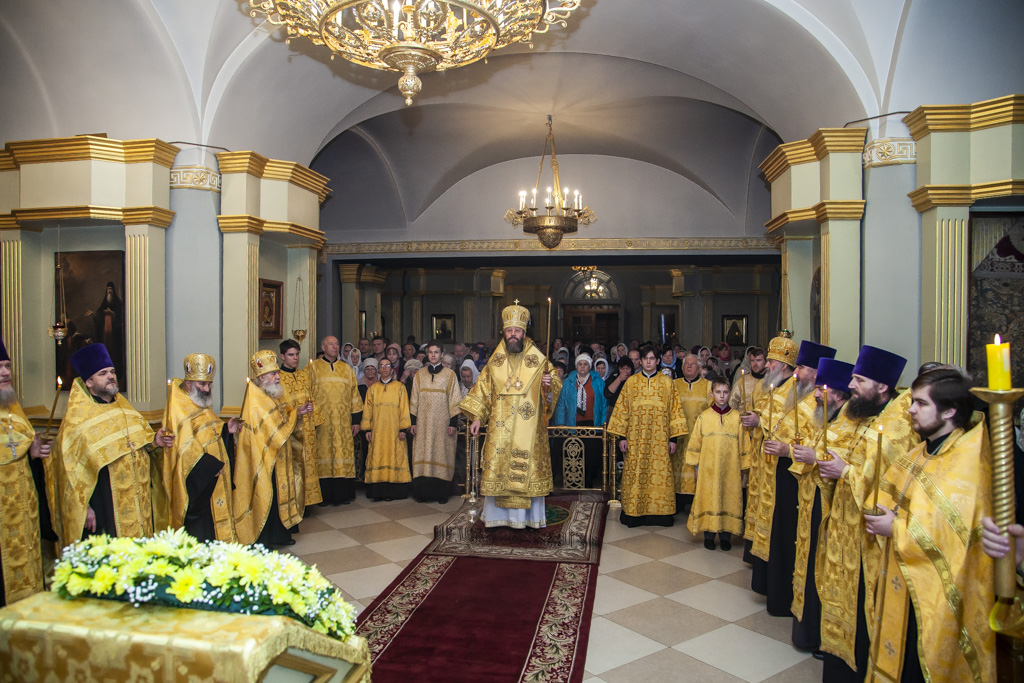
[51,529,356,641]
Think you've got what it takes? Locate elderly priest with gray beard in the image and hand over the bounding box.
[162,353,242,543]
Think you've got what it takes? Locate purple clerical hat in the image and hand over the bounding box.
[852,345,907,388]
[0,339,8,363]
[796,340,836,369]
[815,358,854,389]
[71,343,114,380]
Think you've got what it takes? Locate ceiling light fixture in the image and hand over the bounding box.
[249,0,584,106]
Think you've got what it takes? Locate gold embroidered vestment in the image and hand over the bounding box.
[685,407,746,535]
[361,380,412,485]
[307,359,363,479]
[672,377,710,496]
[409,367,462,480]
[280,367,324,506]
[0,401,43,603]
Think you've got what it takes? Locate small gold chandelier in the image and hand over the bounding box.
[249,0,584,106]
[504,115,596,249]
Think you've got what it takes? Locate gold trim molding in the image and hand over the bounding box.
[215,152,330,203]
[5,135,179,167]
[170,165,221,193]
[3,205,174,229]
[760,141,817,184]
[765,201,865,233]
[908,180,1024,212]
[904,94,1024,141]
[217,214,266,235]
[760,129,866,184]
[0,151,15,171]
[862,137,916,168]
[324,236,777,256]
[262,220,326,248]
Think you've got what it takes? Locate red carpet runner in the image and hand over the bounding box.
[356,494,607,682]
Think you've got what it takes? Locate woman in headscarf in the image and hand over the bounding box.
[349,347,364,383]
[594,357,611,381]
[385,343,404,377]
[341,342,354,364]
[552,353,608,488]
[612,343,629,363]
[458,358,479,399]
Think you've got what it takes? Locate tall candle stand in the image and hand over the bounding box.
[971,386,1024,601]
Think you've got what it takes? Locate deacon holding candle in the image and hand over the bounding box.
[0,338,50,606]
[863,369,994,682]
[813,345,916,683]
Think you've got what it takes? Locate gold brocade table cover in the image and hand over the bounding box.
[0,592,370,682]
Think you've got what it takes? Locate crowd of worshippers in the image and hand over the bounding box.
[1,326,1019,683]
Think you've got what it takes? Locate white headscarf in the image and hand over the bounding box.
[360,357,378,386]
[595,357,610,380]
[341,342,354,363]
[459,358,479,397]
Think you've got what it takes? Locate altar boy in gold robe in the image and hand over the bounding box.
[163,353,239,542]
[686,375,746,549]
[864,369,994,683]
[607,345,687,528]
[460,301,561,529]
[49,343,172,546]
[362,358,413,501]
[0,339,49,606]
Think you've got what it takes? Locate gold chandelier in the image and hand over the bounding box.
[249,0,584,105]
[504,115,596,249]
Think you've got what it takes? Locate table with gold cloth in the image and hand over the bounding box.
[0,592,370,682]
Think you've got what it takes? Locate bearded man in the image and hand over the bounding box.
[673,353,711,512]
[0,339,49,606]
[162,353,240,542]
[232,351,311,546]
[789,357,852,653]
[308,335,363,505]
[813,345,916,683]
[460,302,561,529]
[49,343,172,546]
[754,340,835,619]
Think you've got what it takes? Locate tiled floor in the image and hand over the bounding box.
[289,494,823,682]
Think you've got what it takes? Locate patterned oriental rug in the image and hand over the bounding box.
[356,494,607,683]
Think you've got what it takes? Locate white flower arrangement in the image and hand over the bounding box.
[51,528,356,640]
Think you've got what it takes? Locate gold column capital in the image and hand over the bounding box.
[217,214,265,235]
[759,140,817,184]
[263,160,331,204]
[908,180,1024,212]
[215,151,269,177]
[4,135,179,167]
[122,206,174,228]
[359,265,388,287]
[808,127,867,158]
[903,94,1024,140]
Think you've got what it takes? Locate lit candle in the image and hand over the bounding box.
[163,379,173,430]
[519,190,526,211]
[573,189,580,210]
[766,383,774,463]
[986,333,1012,390]
[820,384,830,461]
[562,189,571,210]
[45,376,63,438]
[545,187,552,209]
[531,187,537,209]
[739,369,746,411]
[792,380,799,437]
[870,425,883,513]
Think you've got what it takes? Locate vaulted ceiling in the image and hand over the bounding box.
[1,0,1022,246]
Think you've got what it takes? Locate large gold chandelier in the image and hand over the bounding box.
[249,0,584,105]
[504,115,596,249]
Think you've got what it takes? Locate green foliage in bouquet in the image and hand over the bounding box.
[51,528,356,640]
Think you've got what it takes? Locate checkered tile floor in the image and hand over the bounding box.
[289,493,823,682]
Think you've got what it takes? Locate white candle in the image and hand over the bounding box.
[519,191,525,211]
[574,189,579,210]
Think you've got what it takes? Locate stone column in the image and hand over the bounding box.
[338,264,361,344]
[219,217,262,412]
[780,235,814,338]
[0,228,43,405]
[919,206,970,367]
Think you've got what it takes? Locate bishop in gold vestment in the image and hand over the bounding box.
[279,339,323,508]
[460,302,560,529]
[162,353,237,543]
[308,336,363,505]
[232,351,306,546]
[0,340,47,606]
[864,370,994,683]
[814,345,915,683]
[606,346,687,528]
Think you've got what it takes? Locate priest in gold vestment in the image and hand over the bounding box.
[232,350,308,546]
[48,343,170,546]
[409,340,462,504]
[308,335,363,505]
[815,345,915,683]
[279,339,323,508]
[863,369,994,683]
[606,345,687,528]
[162,353,239,542]
[460,302,560,529]
[672,354,710,511]
[0,339,48,606]
[788,357,853,652]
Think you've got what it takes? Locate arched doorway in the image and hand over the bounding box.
[562,269,620,346]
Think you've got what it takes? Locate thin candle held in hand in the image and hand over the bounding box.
[820,384,831,461]
[45,377,63,438]
[871,425,883,513]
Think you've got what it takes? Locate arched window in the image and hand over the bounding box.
[564,269,619,301]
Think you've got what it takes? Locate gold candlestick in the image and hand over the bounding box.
[45,377,63,438]
[163,379,173,431]
[739,369,746,410]
[819,384,832,461]
[970,386,1024,600]
[868,425,883,514]
[792,380,802,445]
[545,297,552,357]
[766,383,774,463]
